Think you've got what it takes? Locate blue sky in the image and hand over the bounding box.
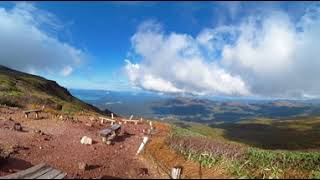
[0,1,320,99]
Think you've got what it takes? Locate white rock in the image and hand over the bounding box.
[80,136,93,145]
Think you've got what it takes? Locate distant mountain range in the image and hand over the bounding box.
[69,89,320,124]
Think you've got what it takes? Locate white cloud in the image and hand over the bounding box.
[219,9,320,98]
[0,2,86,76]
[61,66,73,76]
[124,21,250,96]
[125,5,320,99]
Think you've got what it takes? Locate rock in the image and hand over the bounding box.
[85,123,93,127]
[89,117,95,121]
[33,129,44,135]
[137,168,149,176]
[80,136,93,145]
[13,123,22,131]
[78,162,88,171]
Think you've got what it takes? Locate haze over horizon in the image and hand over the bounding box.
[1,1,320,100]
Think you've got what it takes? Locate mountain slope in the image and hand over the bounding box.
[0,65,112,115]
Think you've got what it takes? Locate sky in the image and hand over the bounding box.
[0,1,320,99]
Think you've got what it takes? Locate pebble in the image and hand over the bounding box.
[78,162,88,171]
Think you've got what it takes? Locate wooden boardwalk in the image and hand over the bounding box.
[0,163,66,179]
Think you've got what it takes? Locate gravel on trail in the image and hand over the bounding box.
[0,106,163,179]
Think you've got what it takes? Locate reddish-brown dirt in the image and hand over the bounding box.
[143,123,233,179]
[0,106,167,179]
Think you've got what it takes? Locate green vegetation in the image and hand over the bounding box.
[0,65,105,115]
[171,125,205,138]
[213,118,320,150]
[168,119,320,178]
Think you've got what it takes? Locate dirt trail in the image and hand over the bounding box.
[143,123,233,179]
[0,106,164,179]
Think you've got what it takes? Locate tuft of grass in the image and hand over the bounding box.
[167,123,320,179]
[310,170,320,179]
[171,126,204,138]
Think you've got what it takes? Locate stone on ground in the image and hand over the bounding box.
[78,162,88,171]
[81,136,93,145]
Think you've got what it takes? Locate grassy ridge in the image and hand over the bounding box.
[167,118,320,178]
[0,65,108,115]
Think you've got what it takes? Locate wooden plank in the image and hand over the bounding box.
[110,124,121,131]
[0,163,47,179]
[123,119,139,122]
[123,120,139,123]
[23,109,42,114]
[36,169,62,179]
[99,129,112,136]
[100,124,121,137]
[99,117,115,122]
[24,167,54,179]
[53,173,67,179]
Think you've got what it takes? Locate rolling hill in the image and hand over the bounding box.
[0,65,113,115]
[70,89,320,123]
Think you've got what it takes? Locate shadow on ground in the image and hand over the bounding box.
[113,132,134,143]
[0,158,33,172]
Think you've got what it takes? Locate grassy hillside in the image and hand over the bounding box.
[165,118,320,178]
[0,65,112,115]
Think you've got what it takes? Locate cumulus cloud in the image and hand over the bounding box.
[125,5,320,99]
[0,2,86,76]
[219,8,320,98]
[124,21,250,96]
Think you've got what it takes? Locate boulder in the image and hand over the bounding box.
[80,136,93,145]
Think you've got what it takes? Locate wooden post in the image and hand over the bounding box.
[102,137,107,143]
[149,121,153,130]
[136,136,149,155]
[111,113,114,120]
[171,167,182,179]
[35,112,38,119]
